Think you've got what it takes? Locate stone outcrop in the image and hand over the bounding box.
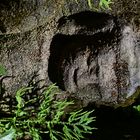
[0,0,139,107]
[48,11,140,106]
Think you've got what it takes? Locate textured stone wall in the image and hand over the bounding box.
[0,0,139,107]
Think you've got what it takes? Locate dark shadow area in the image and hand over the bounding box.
[0,20,6,33]
[58,11,115,30]
[0,0,20,9]
[86,104,140,140]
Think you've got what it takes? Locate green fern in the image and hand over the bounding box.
[0,84,96,140]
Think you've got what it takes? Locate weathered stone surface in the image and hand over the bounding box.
[48,11,140,106]
[0,0,139,107]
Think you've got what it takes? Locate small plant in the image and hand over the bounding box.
[75,0,112,10]
[0,65,7,76]
[0,84,96,140]
[99,0,112,10]
[133,105,140,112]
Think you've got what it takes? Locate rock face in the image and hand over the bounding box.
[0,0,140,107]
[48,11,140,106]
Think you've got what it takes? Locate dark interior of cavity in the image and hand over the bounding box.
[58,11,114,30]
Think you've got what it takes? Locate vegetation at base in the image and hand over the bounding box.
[0,83,96,140]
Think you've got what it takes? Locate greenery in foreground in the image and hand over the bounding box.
[0,83,95,140]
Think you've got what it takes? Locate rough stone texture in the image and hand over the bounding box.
[0,0,140,107]
[48,11,140,106]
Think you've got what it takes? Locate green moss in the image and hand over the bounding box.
[0,65,7,76]
[115,87,140,108]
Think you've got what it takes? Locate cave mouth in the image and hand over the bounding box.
[48,11,120,95]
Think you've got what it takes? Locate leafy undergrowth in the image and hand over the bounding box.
[0,83,96,140]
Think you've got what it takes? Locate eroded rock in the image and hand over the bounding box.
[48,11,140,106]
